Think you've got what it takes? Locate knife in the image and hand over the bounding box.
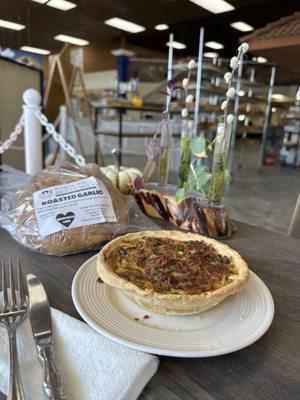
[26,274,68,400]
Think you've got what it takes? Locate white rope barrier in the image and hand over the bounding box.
[0,89,86,171]
[4,110,61,151]
[4,132,55,152]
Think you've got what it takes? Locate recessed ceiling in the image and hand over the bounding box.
[0,0,299,58]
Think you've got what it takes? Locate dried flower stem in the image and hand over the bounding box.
[222,43,248,135]
[208,43,249,205]
[181,68,192,118]
[177,61,195,195]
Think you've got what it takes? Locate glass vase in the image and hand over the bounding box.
[208,122,232,206]
[158,119,173,186]
[178,119,193,189]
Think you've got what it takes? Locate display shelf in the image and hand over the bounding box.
[172,62,222,74]
[280,100,300,167]
[284,113,300,120]
[90,52,281,171]
[92,103,164,164]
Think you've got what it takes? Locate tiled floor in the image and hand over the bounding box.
[223,144,299,233]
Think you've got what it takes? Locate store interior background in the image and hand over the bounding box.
[0,0,299,233]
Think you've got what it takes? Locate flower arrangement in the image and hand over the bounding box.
[157,79,184,186]
[135,42,249,209]
[176,42,249,205]
[177,59,196,195]
[134,81,179,189]
[207,42,249,205]
[176,58,208,201]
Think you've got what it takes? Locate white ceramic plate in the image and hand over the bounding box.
[72,255,274,357]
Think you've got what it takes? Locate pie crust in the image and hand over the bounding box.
[97,230,249,315]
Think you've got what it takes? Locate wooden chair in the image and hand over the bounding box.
[288,193,300,239]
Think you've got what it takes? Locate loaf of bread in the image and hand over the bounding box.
[9,162,131,255]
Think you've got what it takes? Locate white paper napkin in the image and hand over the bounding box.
[0,308,159,400]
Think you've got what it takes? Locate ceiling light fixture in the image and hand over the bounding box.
[271,107,277,112]
[155,24,169,31]
[104,17,145,33]
[31,0,48,3]
[189,0,234,14]
[230,21,254,32]
[46,0,76,10]
[54,34,89,46]
[0,18,25,31]
[166,40,186,50]
[203,51,219,58]
[20,46,50,55]
[205,41,224,50]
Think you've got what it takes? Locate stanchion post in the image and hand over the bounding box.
[23,89,43,175]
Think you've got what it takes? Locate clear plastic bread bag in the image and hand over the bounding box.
[0,162,159,255]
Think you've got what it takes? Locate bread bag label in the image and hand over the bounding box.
[33,176,117,236]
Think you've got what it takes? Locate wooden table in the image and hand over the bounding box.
[0,221,299,400]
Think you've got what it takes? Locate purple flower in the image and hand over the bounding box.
[167,79,178,89]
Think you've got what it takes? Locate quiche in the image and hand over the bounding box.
[97,230,249,315]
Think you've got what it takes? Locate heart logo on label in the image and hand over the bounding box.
[56,212,75,228]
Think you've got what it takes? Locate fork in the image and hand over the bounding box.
[0,259,27,400]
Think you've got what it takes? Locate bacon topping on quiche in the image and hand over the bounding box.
[106,237,237,295]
